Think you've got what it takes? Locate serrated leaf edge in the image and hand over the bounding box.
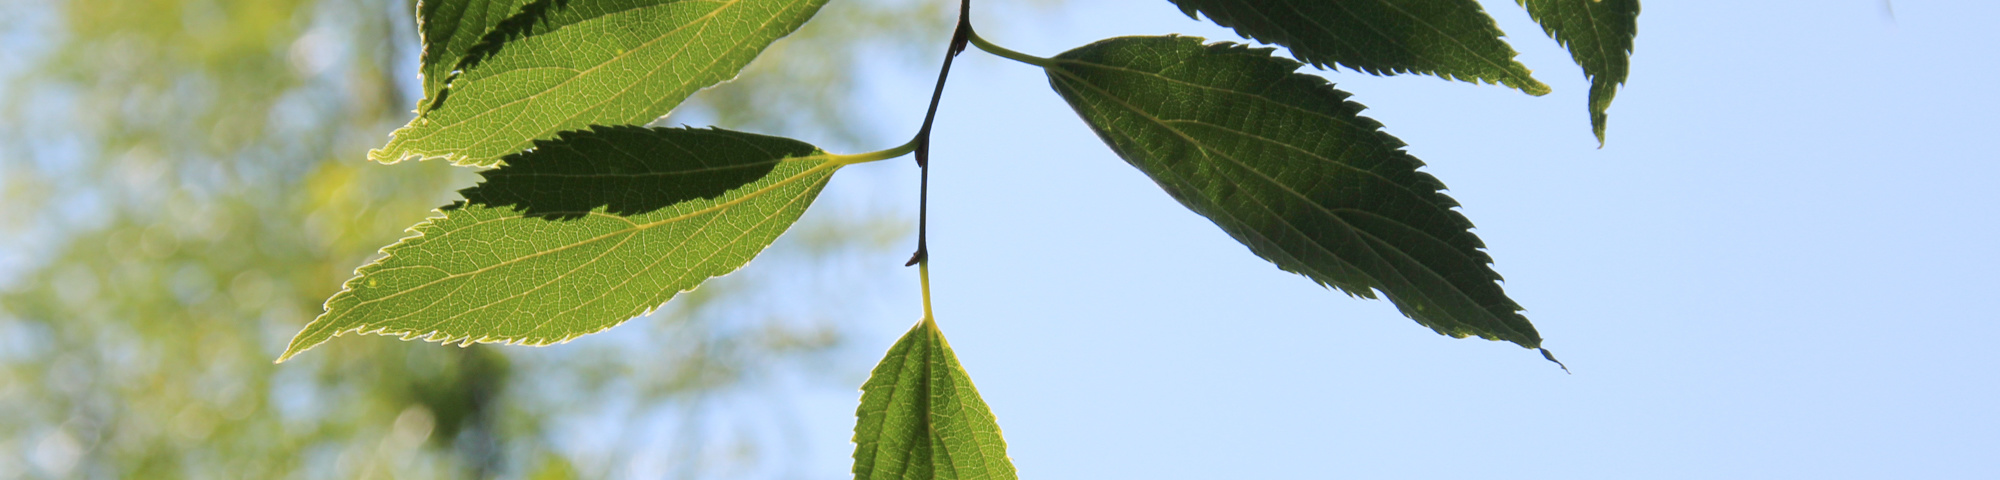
[279,149,848,362]
[1175,0,1551,96]
[1045,36,1537,346]
[373,0,820,167]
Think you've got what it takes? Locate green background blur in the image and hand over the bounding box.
[0,0,1009,477]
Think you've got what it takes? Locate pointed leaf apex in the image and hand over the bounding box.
[1046,35,1542,347]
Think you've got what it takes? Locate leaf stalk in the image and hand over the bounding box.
[967,30,1052,68]
[919,261,935,323]
[827,137,919,165]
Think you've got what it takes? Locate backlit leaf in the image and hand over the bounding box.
[1169,0,1548,95]
[853,318,1016,480]
[1515,0,1640,144]
[372,0,830,166]
[281,126,846,361]
[1045,35,1540,347]
[414,0,534,113]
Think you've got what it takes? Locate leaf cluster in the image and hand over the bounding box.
[280,0,1639,475]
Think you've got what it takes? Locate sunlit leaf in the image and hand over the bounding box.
[282,126,846,361]
[1045,35,1540,347]
[853,318,1016,480]
[414,0,534,113]
[1515,0,1640,144]
[373,0,831,166]
[1169,0,1548,95]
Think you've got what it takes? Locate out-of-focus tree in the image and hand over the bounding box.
[0,0,1050,477]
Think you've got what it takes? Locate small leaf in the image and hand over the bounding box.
[1169,0,1548,95]
[413,0,535,113]
[1045,35,1540,347]
[1514,0,1640,144]
[373,0,831,166]
[853,318,1016,480]
[280,126,844,361]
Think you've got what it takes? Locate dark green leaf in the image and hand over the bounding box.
[373,0,831,166]
[1045,35,1540,347]
[1515,0,1640,144]
[1169,0,1548,95]
[414,0,535,113]
[853,318,1016,480]
[281,126,847,361]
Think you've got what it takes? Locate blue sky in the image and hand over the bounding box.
[775,1,2000,478]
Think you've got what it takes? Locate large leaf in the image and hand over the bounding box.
[280,126,844,361]
[372,0,830,166]
[1515,0,1640,144]
[853,318,1016,480]
[1044,35,1540,347]
[1169,0,1548,95]
[413,0,534,112]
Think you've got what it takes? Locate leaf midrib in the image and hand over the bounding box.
[488,159,781,178]
[521,167,824,339]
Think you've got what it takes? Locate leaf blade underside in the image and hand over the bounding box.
[1515,0,1640,144]
[280,126,839,362]
[1169,0,1548,95]
[853,318,1016,480]
[1044,35,1540,347]
[374,0,831,167]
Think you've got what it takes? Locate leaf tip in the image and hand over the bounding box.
[1522,80,1553,97]
[275,329,328,364]
[273,345,307,364]
[1539,347,1571,374]
[1592,115,1608,148]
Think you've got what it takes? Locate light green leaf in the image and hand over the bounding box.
[280,126,846,362]
[853,318,1016,480]
[1515,0,1640,144]
[1045,35,1540,347]
[1168,0,1548,95]
[413,0,535,113]
[372,0,830,167]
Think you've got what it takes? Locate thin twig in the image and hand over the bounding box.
[906,0,973,267]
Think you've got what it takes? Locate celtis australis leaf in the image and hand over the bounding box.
[1170,0,1549,95]
[1045,35,1541,348]
[374,0,830,166]
[853,318,1016,480]
[412,0,534,113]
[1515,0,1640,144]
[281,126,844,361]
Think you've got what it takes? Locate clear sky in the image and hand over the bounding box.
[780,0,2000,478]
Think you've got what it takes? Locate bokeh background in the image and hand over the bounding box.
[0,0,971,477]
[4,0,1998,479]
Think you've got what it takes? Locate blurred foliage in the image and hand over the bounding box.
[0,0,1054,477]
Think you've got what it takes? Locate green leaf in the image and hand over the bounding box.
[1168,0,1548,95]
[1515,0,1640,144]
[853,318,1016,480]
[280,126,845,362]
[1044,35,1540,347]
[413,0,535,113]
[372,0,831,167]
